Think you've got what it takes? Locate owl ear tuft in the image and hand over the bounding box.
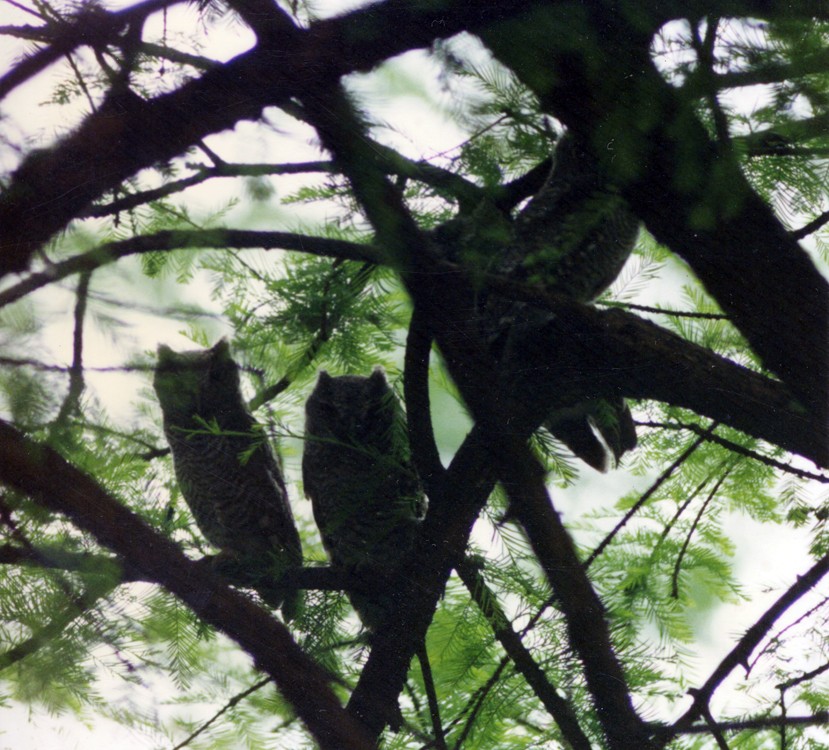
[368,367,389,396]
[211,338,231,360]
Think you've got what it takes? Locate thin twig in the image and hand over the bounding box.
[747,595,829,674]
[585,422,717,568]
[640,420,829,484]
[664,711,829,735]
[52,270,91,430]
[670,551,829,739]
[0,229,382,309]
[671,465,733,598]
[456,560,591,750]
[170,678,271,750]
[776,660,829,691]
[597,300,728,320]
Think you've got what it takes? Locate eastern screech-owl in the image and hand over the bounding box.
[436,132,640,471]
[302,369,426,632]
[153,339,302,619]
[504,131,640,470]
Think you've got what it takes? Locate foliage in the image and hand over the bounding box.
[0,3,828,750]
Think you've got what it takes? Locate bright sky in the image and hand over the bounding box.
[1,1,827,748]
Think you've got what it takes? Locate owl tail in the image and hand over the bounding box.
[258,584,303,622]
[547,397,636,472]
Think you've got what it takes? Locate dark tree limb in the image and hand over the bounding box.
[478,3,829,446]
[0,230,382,309]
[664,711,829,736]
[0,0,180,101]
[455,559,593,750]
[665,550,829,746]
[302,78,652,750]
[493,440,653,749]
[82,160,335,219]
[0,420,375,750]
[0,0,539,278]
[404,313,590,748]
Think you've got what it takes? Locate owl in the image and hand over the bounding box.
[504,132,640,470]
[436,132,640,470]
[153,339,302,619]
[302,368,426,632]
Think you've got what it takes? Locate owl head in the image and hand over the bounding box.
[153,339,241,424]
[304,368,396,446]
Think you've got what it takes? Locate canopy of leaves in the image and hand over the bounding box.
[0,2,828,749]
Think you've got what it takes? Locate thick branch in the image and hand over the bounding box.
[478,4,829,447]
[0,0,180,101]
[0,0,539,278]
[0,421,374,750]
[472,274,825,466]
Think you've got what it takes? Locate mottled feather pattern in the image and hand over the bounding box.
[502,132,640,469]
[303,369,425,631]
[434,132,640,471]
[153,340,302,618]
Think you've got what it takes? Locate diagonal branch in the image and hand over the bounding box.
[478,4,829,447]
[665,550,829,746]
[455,559,592,750]
[0,420,374,750]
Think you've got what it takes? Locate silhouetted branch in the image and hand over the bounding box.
[640,421,829,483]
[456,559,592,750]
[170,678,271,750]
[0,230,381,309]
[83,160,334,218]
[598,300,728,320]
[0,0,178,101]
[668,551,829,743]
[777,660,829,691]
[586,422,717,568]
[671,466,733,598]
[0,420,374,750]
[52,270,91,430]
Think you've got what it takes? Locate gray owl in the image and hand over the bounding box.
[502,131,640,470]
[436,132,639,470]
[302,369,426,632]
[153,339,302,619]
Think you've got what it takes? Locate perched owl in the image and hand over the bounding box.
[435,132,639,470]
[302,369,426,632]
[153,339,302,619]
[501,131,640,470]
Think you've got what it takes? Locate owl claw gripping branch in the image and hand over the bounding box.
[153,340,303,620]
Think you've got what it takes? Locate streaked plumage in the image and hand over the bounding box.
[302,369,425,631]
[504,132,640,469]
[153,339,302,619]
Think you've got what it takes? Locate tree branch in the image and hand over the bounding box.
[82,160,335,219]
[0,420,375,750]
[0,230,381,309]
[455,559,592,750]
[479,4,829,446]
[666,550,829,744]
